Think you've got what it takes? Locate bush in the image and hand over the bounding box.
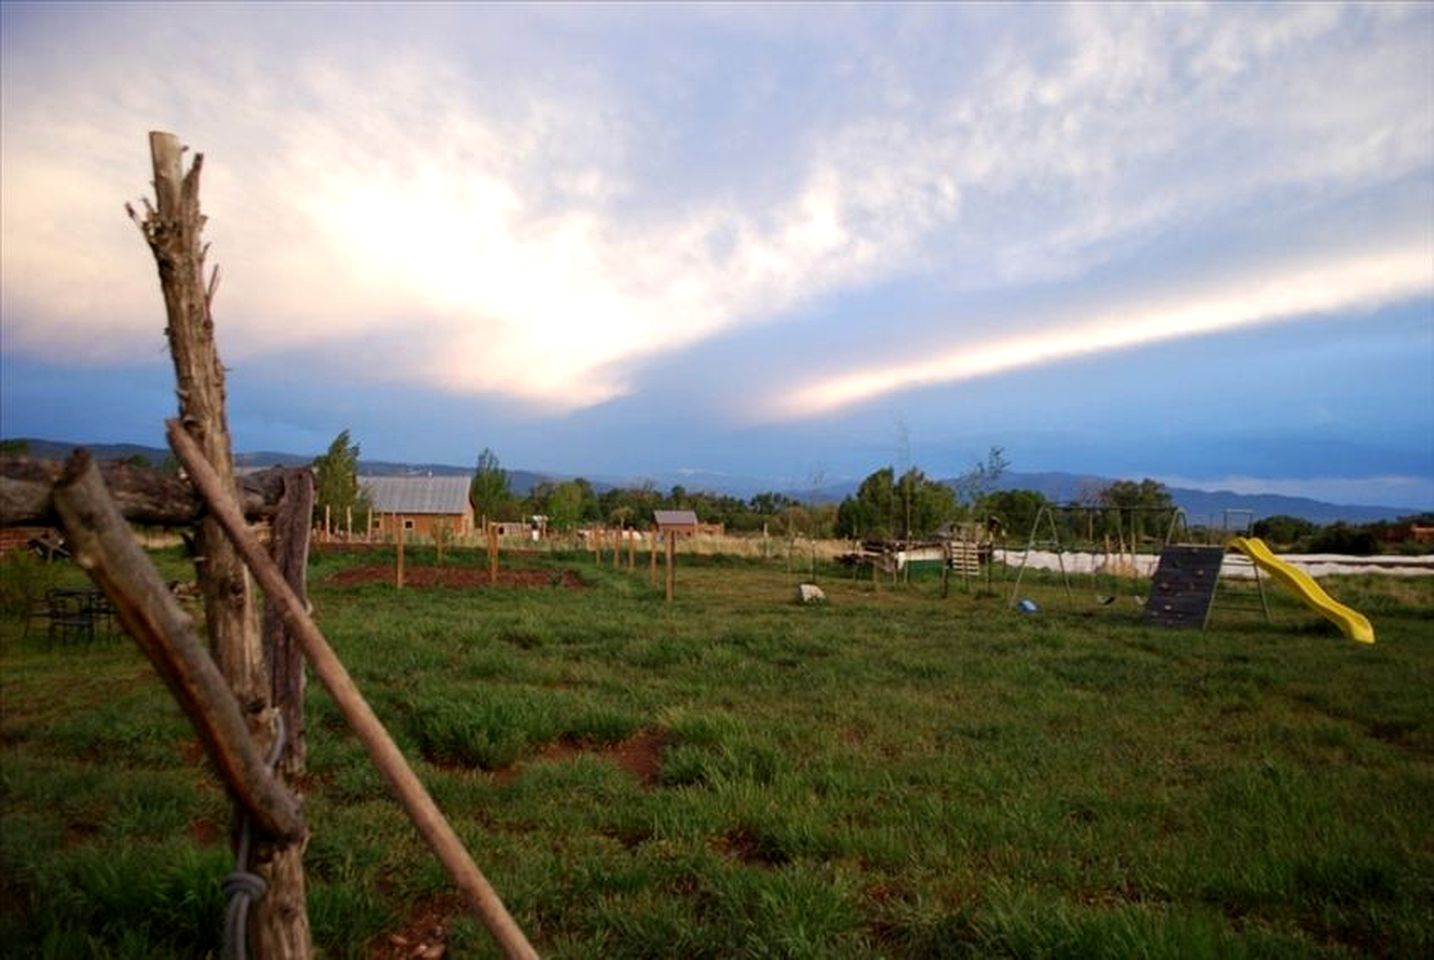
[0,551,60,618]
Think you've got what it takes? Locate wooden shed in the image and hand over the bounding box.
[653,509,701,538]
[360,476,473,538]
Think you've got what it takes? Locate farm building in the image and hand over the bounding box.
[360,476,473,538]
[653,509,723,538]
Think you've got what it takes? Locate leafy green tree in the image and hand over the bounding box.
[1252,514,1317,546]
[836,466,958,539]
[469,447,513,523]
[312,429,370,528]
[1099,478,1175,543]
[544,480,587,531]
[0,438,30,455]
[983,489,1050,538]
[899,467,958,538]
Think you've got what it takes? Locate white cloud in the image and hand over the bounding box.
[1,2,1429,416]
[773,242,1434,418]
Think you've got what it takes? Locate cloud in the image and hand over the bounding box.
[1,2,1430,419]
[773,242,1434,419]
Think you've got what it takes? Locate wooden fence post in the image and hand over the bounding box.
[397,516,406,590]
[665,531,675,602]
[170,422,538,959]
[649,528,658,587]
[488,522,498,585]
[129,130,309,955]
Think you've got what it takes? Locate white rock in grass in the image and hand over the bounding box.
[796,583,826,604]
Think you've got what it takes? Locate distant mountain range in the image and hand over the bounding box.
[3,438,1420,524]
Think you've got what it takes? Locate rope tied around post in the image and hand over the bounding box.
[222,714,287,960]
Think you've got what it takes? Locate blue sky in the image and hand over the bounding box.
[2,2,1431,507]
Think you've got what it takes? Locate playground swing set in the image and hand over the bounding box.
[1004,503,1374,644]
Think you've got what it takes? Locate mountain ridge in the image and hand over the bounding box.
[2,437,1421,524]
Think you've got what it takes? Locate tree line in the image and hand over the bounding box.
[98,430,1425,553]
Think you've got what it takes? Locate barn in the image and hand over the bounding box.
[360,476,473,538]
[653,509,723,538]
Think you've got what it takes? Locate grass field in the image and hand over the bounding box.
[2,545,1431,958]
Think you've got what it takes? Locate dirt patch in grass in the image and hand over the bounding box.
[606,728,669,786]
[366,895,457,960]
[492,728,670,787]
[186,816,223,846]
[714,826,790,867]
[330,566,586,590]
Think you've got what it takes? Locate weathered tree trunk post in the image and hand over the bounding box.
[130,131,310,956]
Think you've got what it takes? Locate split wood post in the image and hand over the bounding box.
[397,516,406,589]
[627,532,635,571]
[168,422,539,960]
[649,528,658,587]
[612,528,620,569]
[665,531,675,602]
[266,468,314,779]
[129,130,309,955]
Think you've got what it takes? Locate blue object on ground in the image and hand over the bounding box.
[1017,599,1039,614]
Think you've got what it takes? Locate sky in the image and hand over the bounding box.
[1,2,1431,508]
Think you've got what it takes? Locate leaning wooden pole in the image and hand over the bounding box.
[129,130,310,956]
[54,452,305,842]
[169,422,539,960]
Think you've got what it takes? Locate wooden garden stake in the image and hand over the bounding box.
[168,421,539,960]
[397,515,406,590]
[488,522,499,585]
[665,531,675,602]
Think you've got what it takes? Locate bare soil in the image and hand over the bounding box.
[491,728,670,788]
[329,565,586,590]
[366,895,458,960]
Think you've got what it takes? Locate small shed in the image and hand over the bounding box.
[653,509,701,538]
[360,476,473,538]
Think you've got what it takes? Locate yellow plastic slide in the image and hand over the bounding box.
[1228,536,1375,644]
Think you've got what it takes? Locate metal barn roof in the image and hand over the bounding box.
[359,476,471,515]
[653,509,700,526]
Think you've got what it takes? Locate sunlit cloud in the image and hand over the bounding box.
[774,244,1434,419]
[1,1,1429,420]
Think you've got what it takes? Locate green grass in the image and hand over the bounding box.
[2,546,1432,957]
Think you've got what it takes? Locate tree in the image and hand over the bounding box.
[1098,478,1174,543]
[951,446,1009,506]
[543,480,586,531]
[1252,514,1317,546]
[312,430,369,528]
[470,448,512,523]
[898,467,958,538]
[836,465,959,540]
[983,489,1050,538]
